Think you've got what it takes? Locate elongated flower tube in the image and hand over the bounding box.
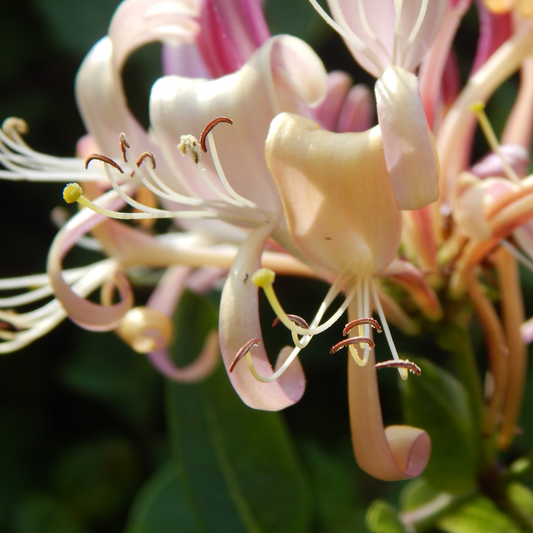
[259,112,430,477]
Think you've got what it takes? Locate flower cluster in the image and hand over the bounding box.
[2,0,533,486]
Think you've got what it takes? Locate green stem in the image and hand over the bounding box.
[437,321,493,470]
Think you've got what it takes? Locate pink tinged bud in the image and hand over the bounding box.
[197,0,270,78]
[219,223,306,411]
[265,113,402,277]
[348,339,431,481]
[470,144,530,179]
[375,66,440,210]
[337,83,374,133]
[455,176,518,240]
[312,71,353,131]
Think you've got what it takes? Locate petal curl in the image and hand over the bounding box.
[47,192,134,331]
[348,301,431,480]
[266,113,401,276]
[219,223,306,411]
[375,66,439,210]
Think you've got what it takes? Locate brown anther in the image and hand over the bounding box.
[200,116,234,153]
[343,317,382,336]
[330,336,375,354]
[131,151,156,177]
[229,338,260,372]
[375,359,421,375]
[85,154,124,173]
[272,314,310,330]
[119,133,130,162]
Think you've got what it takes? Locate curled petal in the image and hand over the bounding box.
[470,144,530,179]
[348,305,431,480]
[47,192,134,331]
[144,265,219,382]
[266,112,401,276]
[375,66,440,210]
[219,223,305,410]
[150,35,328,212]
[148,331,220,382]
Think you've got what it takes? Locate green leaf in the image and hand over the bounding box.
[400,358,479,492]
[126,464,199,533]
[12,494,87,533]
[508,483,533,519]
[366,501,408,533]
[166,291,311,533]
[437,497,521,533]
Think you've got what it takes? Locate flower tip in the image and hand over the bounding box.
[117,307,173,353]
[252,268,275,287]
[63,183,83,204]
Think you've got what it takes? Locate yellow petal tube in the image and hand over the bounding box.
[265,113,402,277]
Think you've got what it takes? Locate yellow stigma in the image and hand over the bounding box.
[252,268,276,287]
[63,183,83,204]
[469,101,486,113]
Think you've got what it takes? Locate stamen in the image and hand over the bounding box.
[200,117,234,153]
[85,154,124,174]
[178,135,202,164]
[229,338,260,372]
[470,102,521,183]
[343,317,382,336]
[375,359,421,375]
[272,314,310,329]
[131,151,156,177]
[2,117,29,137]
[370,279,408,380]
[119,133,130,163]
[253,268,357,337]
[330,336,375,354]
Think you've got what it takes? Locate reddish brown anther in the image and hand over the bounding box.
[85,154,124,174]
[200,116,234,153]
[330,336,375,354]
[119,133,130,162]
[343,317,382,336]
[272,314,310,329]
[130,151,157,177]
[375,359,421,375]
[229,338,260,372]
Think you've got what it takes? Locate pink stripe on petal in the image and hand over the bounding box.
[219,223,306,411]
[197,0,270,77]
[471,1,512,75]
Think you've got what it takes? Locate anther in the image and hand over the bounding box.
[119,133,130,163]
[2,117,29,136]
[272,314,309,329]
[252,268,275,288]
[200,116,234,153]
[229,338,260,372]
[63,183,84,204]
[131,151,156,177]
[343,317,382,336]
[375,359,421,375]
[85,154,124,173]
[330,336,375,354]
[178,135,202,164]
